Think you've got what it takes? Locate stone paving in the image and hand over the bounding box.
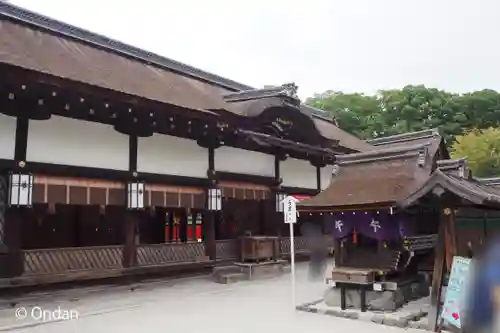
[298,296,430,330]
[0,262,425,333]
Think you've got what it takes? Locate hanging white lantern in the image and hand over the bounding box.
[275,192,285,212]
[207,188,222,211]
[127,181,145,209]
[8,172,33,207]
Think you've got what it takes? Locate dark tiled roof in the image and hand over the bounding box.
[400,159,500,208]
[297,143,434,210]
[0,2,370,151]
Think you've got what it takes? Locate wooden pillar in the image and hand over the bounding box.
[444,208,458,272]
[205,147,217,261]
[428,209,449,331]
[316,165,321,192]
[0,175,7,253]
[204,210,216,261]
[123,210,139,268]
[0,207,25,277]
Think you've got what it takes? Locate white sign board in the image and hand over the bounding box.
[283,196,297,224]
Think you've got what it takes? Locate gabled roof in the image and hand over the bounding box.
[399,159,500,208]
[297,130,443,211]
[0,2,371,152]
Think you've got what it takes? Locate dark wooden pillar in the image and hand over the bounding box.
[0,207,25,277]
[204,210,216,261]
[316,165,321,192]
[428,208,449,331]
[0,175,7,254]
[123,210,139,268]
[123,134,140,268]
[205,147,217,261]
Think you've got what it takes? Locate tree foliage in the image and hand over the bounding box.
[451,128,500,178]
[306,85,500,145]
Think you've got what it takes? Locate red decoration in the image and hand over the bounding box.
[353,227,357,244]
[452,312,459,320]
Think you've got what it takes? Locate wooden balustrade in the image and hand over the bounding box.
[136,242,208,267]
[23,245,123,276]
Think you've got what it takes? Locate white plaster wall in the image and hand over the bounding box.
[137,134,208,178]
[320,165,334,190]
[0,114,16,160]
[280,158,317,189]
[214,147,274,177]
[27,116,129,170]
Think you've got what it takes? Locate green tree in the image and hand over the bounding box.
[450,128,500,177]
[306,91,380,139]
[306,86,500,145]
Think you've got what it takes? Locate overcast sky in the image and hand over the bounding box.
[10,0,500,100]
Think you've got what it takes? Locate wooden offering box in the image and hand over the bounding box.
[331,267,376,284]
[240,236,279,262]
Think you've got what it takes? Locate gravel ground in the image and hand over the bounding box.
[0,262,424,333]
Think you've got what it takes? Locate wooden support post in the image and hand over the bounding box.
[123,210,139,268]
[428,211,448,332]
[360,286,367,312]
[444,209,458,272]
[0,207,25,277]
[204,211,216,261]
[340,285,347,310]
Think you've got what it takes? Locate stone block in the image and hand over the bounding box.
[383,317,407,328]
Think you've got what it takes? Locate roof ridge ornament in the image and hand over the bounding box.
[222,83,300,104]
[437,158,470,179]
[417,147,427,167]
[280,83,299,99]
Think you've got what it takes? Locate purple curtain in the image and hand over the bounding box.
[329,213,355,239]
[355,212,401,241]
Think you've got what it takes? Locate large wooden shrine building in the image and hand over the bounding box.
[0,3,372,284]
[298,129,500,331]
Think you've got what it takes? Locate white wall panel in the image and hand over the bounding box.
[281,158,317,189]
[320,165,334,190]
[215,147,274,177]
[0,114,16,160]
[138,134,208,178]
[27,116,129,170]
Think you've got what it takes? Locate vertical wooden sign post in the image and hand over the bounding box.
[283,196,297,310]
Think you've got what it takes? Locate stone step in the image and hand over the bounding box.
[212,265,242,276]
[213,272,248,284]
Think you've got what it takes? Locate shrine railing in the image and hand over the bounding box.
[280,236,309,255]
[215,239,239,262]
[279,236,334,256]
[23,245,123,276]
[136,242,208,267]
